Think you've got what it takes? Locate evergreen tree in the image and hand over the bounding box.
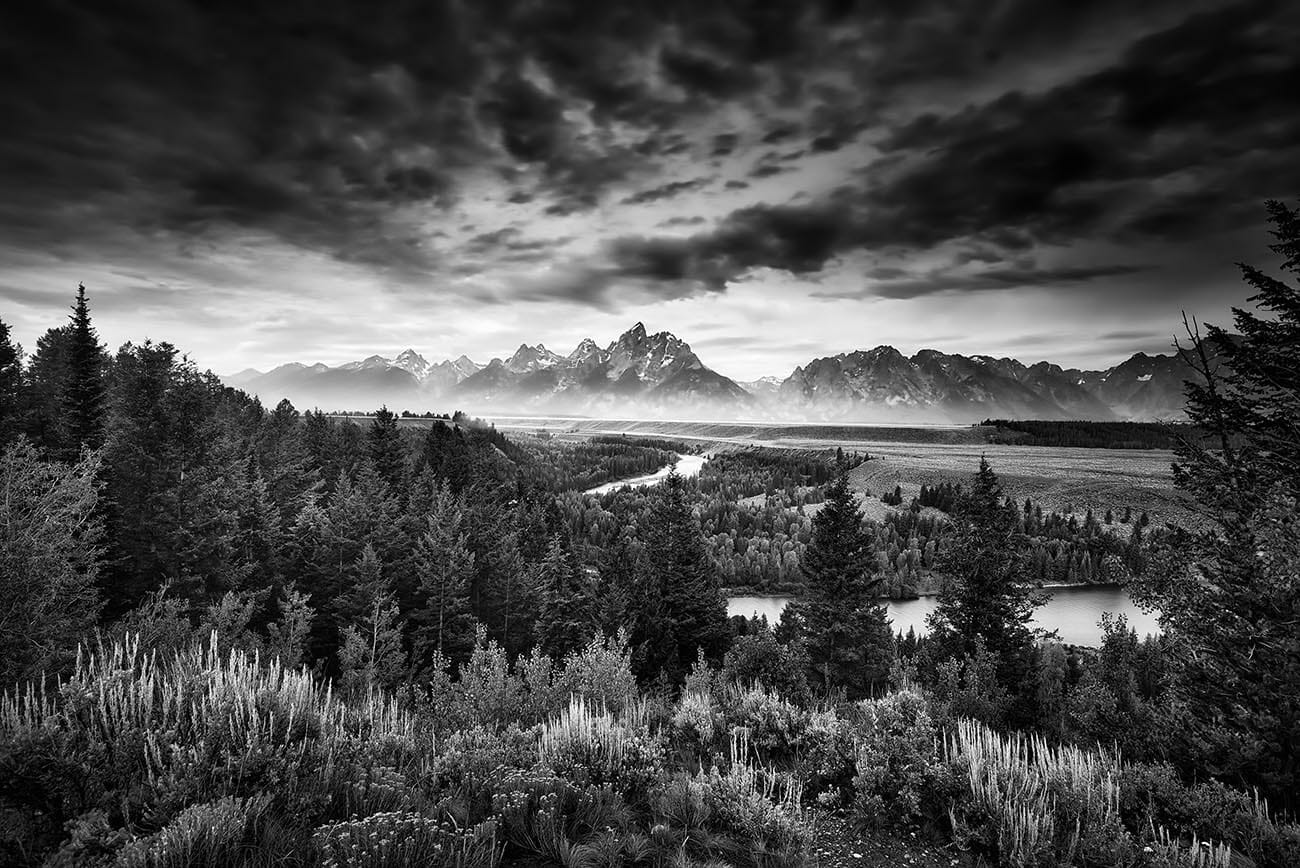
[411,482,476,665]
[335,569,405,696]
[61,283,105,456]
[533,534,598,659]
[258,399,321,524]
[1133,201,1300,805]
[926,458,1040,702]
[788,458,893,697]
[366,405,406,491]
[266,586,315,666]
[0,318,21,447]
[101,341,255,612]
[22,326,73,453]
[594,529,640,635]
[632,471,729,685]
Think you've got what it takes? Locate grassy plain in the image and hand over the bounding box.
[486,416,1195,529]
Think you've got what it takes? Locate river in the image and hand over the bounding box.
[727,584,1160,647]
[584,453,707,495]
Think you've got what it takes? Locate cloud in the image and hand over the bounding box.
[0,0,1293,375]
[620,178,711,205]
[838,263,1156,300]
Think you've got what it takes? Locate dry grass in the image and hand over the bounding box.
[849,443,1195,529]
[944,718,1123,866]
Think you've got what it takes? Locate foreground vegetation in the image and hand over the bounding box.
[4,629,1296,867]
[0,201,1297,865]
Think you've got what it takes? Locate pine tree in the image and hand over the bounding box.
[0,318,22,447]
[594,530,640,635]
[367,405,405,491]
[23,326,73,453]
[634,471,729,685]
[266,586,315,666]
[336,543,407,692]
[61,283,105,456]
[411,482,476,665]
[788,458,893,697]
[338,596,407,695]
[1132,201,1300,805]
[926,458,1039,700]
[533,534,598,659]
[258,399,321,524]
[100,341,255,612]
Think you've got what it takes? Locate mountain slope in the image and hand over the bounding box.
[776,346,1197,422]
[222,332,1198,422]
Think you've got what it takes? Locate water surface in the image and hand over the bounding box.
[727,584,1159,647]
[585,453,707,495]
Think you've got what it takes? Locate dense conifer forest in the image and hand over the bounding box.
[980,420,1194,450]
[0,204,1298,866]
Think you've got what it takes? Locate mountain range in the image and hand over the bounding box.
[225,323,1198,422]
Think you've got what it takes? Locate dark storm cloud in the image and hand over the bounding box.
[862,0,1300,249]
[609,200,856,289]
[820,263,1155,301]
[711,134,740,157]
[0,0,838,269]
[2,0,1296,324]
[592,0,1299,297]
[620,178,712,206]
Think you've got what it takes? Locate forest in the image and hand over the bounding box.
[980,420,1197,450]
[0,203,1297,866]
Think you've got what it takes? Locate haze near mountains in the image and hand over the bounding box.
[227,323,1195,423]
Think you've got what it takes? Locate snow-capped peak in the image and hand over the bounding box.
[392,349,431,377]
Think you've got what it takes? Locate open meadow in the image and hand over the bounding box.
[482,415,1195,530]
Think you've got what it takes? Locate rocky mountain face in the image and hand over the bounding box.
[223,323,752,417]
[224,327,1198,421]
[776,346,1199,422]
[453,323,751,416]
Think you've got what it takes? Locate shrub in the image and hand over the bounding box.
[490,769,629,864]
[1120,761,1300,868]
[0,634,416,860]
[551,633,639,716]
[721,631,810,704]
[696,729,807,865]
[719,684,809,763]
[672,689,722,755]
[537,695,663,799]
[431,724,538,798]
[312,811,500,868]
[851,689,943,828]
[800,708,856,806]
[115,794,270,867]
[944,718,1131,866]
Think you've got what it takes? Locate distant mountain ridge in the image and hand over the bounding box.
[224,326,1199,421]
[225,323,753,417]
[777,345,1198,422]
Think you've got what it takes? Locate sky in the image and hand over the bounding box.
[1,0,1297,382]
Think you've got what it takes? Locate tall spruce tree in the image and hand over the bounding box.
[411,482,476,665]
[23,326,73,453]
[1132,200,1300,805]
[632,471,729,685]
[533,534,598,660]
[337,545,406,694]
[366,405,405,491]
[926,458,1039,696]
[61,283,105,456]
[789,457,893,697]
